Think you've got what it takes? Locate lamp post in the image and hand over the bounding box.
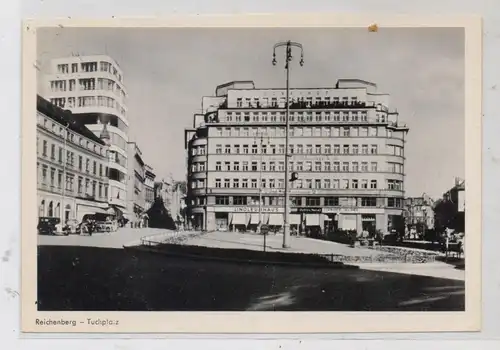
[272,40,304,249]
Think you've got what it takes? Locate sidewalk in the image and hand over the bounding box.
[353,261,465,281]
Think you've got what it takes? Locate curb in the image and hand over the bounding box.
[123,244,360,270]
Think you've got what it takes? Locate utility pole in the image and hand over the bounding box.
[272,40,304,249]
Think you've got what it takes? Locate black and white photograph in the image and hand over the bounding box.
[21,15,482,333]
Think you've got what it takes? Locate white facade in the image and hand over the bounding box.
[43,55,130,216]
[185,79,409,233]
[37,96,111,224]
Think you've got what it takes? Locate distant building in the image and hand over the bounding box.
[404,194,435,231]
[126,141,146,227]
[434,177,465,232]
[144,164,156,211]
[42,55,130,219]
[184,79,409,233]
[36,95,111,223]
[154,177,185,224]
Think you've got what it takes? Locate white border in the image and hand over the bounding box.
[20,14,482,334]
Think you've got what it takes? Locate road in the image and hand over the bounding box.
[37,243,465,312]
[37,227,173,249]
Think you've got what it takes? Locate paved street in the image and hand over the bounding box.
[37,242,465,312]
[37,227,175,249]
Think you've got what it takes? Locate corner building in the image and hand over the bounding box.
[185,80,409,234]
[42,55,130,219]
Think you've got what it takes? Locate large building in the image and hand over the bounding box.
[37,95,111,223]
[144,164,156,211]
[42,55,130,219]
[434,177,465,232]
[126,141,146,227]
[154,177,186,225]
[404,194,435,233]
[184,79,409,234]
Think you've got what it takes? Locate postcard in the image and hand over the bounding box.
[21,14,482,333]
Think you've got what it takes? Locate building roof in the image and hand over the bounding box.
[37,95,106,145]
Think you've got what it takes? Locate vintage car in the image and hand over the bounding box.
[37,217,61,235]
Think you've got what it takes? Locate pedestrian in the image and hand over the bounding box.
[88,219,94,236]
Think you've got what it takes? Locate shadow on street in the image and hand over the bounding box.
[37,245,465,312]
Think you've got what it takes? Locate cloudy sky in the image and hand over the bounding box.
[36,27,464,198]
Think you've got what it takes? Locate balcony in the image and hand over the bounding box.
[219,100,372,111]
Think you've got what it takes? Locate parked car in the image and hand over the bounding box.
[63,219,80,235]
[103,220,118,232]
[37,217,61,235]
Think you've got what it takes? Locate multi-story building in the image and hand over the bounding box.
[185,79,409,234]
[37,95,111,223]
[42,55,129,218]
[154,177,185,225]
[144,164,156,211]
[404,194,435,232]
[126,141,146,227]
[434,177,465,232]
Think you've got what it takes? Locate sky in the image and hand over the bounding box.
[36,27,464,199]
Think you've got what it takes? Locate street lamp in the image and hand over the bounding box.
[272,40,304,249]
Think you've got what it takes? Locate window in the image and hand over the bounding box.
[251,145,258,154]
[333,145,340,154]
[234,162,240,171]
[93,161,97,175]
[269,179,276,188]
[297,145,303,154]
[324,179,331,189]
[315,145,321,154]
[224,145,231,154]
[215,179,221,188]
[224,161,231,171]
[361,162,368,172]
[361,180,368,189]
[361,197,377,207]
[216,144,222,154]
[236,98,243,107]
[333,161,340,172]
[215,162,222,171]
[261,179,267,188]
[325,197,339,206]
[296,162,303,171]
[261,145,267,154]
[352,145,359,154]
[269,162,276,171]
[362,145,368,154]
[314,179,321,189]
[371,162,378,172]
[251,179,258,188]
[233,179,240,188]
[233,196,247,205]
[343,145,350,154]
[315,162,321,171]
[215,196,230,205]
[324,162,331,171]
[278,179,284,188]
[261,162,267,171]
[279,144,285,154]
[242,161,249,171]
[343,127,350,137]
[305,179,312,189]
[305,161,312,171]
[371,145,378,154]
[251,161,258,171]
[370,180,378,189]
[224,179,230,188]
[342,179,349,189]
[325,145,331,154]
[50,144,55,159]
[352,162,359,172]
[306,197,320,206]
[242,179,249,188]
[342,162,349,172]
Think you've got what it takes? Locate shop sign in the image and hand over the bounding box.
[292,207,322,214]
[233,207,282,213]
[323,207,359,214]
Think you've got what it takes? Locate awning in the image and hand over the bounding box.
[340,214,357,230]
[305,214,321,226]
[250,214,260,225]
[268,213,283,226]
[231,213,247,225]
[289,214,301,225]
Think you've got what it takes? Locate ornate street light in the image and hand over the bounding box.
[272,41,304,249]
